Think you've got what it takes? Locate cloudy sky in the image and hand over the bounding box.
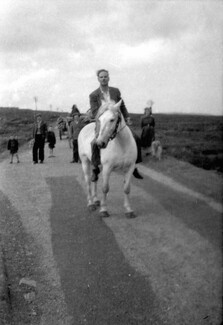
[0,0,222,115]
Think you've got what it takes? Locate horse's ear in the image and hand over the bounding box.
[113,100,122,111]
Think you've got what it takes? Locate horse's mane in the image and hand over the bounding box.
[96,101,117,119]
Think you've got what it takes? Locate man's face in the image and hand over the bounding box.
[98,71,109,87]
[74,115,79,122]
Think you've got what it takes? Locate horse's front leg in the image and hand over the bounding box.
[82,159,96,211]
[91,181,100,207]
[100,166,111,218]
[123,164,137,218]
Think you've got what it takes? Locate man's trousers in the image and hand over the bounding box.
[33,135,45,163]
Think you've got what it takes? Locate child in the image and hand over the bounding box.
[47,126,56,157]
[7,135,20,164]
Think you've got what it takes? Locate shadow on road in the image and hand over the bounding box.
[47,176,164,325]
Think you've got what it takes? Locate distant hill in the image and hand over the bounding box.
[0,107,19,112]
[0,108,222,173]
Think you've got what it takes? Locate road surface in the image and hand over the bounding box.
[0,136,222,325]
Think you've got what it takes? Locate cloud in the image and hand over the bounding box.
[0,0,222,114]
[0,0,89,52]
[116,39,173,66]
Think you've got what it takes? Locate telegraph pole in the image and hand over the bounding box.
[34,96,38,118]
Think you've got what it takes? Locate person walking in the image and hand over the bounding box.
[70,104,81,117]
[57,115,65,140]
[32,113,47,164]
[70,112,84,163]
[89,69,143,181]
[47,125,56,157]
[7,135,20,163]
[140,100,155,154]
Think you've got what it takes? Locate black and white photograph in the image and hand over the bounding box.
[0,1,222,324]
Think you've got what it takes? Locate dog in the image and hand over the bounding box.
[151,140,162,160]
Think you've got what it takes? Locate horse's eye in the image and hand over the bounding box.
[110,119,115,123]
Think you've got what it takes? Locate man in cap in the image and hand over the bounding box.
[69,111,85,163]
[32,113,47,164]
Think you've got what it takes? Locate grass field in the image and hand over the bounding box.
[0,107,68,154]
[0,107,223,173]
[131,113,223,173]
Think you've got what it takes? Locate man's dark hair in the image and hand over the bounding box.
[96,69,109,77]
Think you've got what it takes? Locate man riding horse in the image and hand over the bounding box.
[89,69,143,181]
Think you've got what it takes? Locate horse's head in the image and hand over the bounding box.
[96,100,122,149]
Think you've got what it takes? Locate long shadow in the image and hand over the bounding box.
[47,176,166,325]
[132,172,222,248]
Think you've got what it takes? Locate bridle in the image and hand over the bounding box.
[109,112,122,140]
[95,110,124,142]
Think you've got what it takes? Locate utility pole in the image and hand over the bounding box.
[34,96,38,118]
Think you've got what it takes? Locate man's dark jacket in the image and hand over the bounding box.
[89,87,129,120]
[33,121,47,139]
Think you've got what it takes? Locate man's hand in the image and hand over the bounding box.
[29,139,35,148]
[82,115,90,122]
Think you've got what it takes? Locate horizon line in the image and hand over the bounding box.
[0,106,222,117]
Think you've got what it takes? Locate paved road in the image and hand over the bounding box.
[0,137,222,325]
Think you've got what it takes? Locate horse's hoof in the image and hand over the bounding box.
[100,211,109,218]
[88,204,96,212]
[94,200,101,207]
[125,211,137,219]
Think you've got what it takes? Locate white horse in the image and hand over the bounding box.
[78,100,137,218]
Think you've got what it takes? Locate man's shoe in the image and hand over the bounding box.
[133,168,143,179]
[91,167,100,182]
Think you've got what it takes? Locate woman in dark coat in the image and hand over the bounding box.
[140,101,155,149]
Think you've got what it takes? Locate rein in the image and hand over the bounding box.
[109,113,122,140]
